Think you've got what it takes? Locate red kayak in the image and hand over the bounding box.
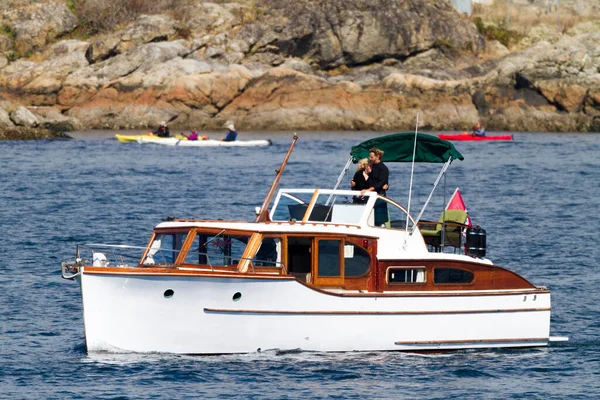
[438,133,514,141]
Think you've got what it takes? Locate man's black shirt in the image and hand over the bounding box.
[370,162,389,195]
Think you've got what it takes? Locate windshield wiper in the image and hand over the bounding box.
[203,229,226,247]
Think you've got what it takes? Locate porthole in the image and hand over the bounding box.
[164,289,174,298]
[233,292,242,302]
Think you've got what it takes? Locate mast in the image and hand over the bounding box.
[255,133,298,222]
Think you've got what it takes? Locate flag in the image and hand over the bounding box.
[446,188,472,227]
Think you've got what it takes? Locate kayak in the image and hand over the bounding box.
[438,133,514,141]
[136,137,273,147]
[116,134,187,142]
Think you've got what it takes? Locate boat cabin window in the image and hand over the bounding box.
[254,237,282,267]
[387,267,426,284]
[434,268,474,284]
[344,243,370,277]
[318,240,341,276]
[183,231,251,267]
[144,232,188,265]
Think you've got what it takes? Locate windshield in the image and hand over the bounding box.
[143,232,188,265]
[183,231,251,267]
[270,189,412,229]
[271,189,378,225]
[270,192,313,222]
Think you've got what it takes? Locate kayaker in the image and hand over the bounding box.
[472,122,486,137]
[222,121,238,142]
[154,121,170,137]
[185,130,199,141]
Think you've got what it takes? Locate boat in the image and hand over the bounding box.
[135,136,273,147]
[438,133,514,141]
[116,133,186,143]
[61,132,565,354]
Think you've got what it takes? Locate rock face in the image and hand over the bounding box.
[1,1,77,55]
[0,0,599,136]
[236,0,486,69]
[85,14,178,64]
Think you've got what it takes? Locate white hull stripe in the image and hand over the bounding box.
[395,338,549,345]
[203,307,551,315]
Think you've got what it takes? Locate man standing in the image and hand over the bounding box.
[362,148,389,196]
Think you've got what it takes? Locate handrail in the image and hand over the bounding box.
[71,243,286,272]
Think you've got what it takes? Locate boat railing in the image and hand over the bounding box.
[76,243,148,267]
[72,243,286,272]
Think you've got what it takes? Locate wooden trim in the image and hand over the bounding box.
[302,189,320,224]
[204,307,551,315]
[378,259,537,291]
[394,337,549,345]
[83,268,294,279]
[81,268,550,297]
[174,230,197,265]
[238,233,263,273]
[139,232,156,266]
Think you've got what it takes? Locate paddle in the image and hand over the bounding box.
[167,114,178,123]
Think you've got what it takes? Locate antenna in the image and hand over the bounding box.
[404,113,420,248]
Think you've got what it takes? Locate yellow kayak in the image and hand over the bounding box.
[116,133,186,142]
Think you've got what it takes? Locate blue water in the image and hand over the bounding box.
[1,131,599,399]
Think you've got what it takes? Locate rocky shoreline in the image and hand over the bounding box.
[0,126,71,140]
[1,0,599,139]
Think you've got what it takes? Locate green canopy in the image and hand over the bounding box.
[350,132,464,163]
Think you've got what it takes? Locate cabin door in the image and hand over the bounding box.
[286,237,312,281]
[313,238,344,286]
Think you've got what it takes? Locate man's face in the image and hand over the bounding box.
[369,152,377,163]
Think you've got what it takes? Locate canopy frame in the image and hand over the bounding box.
[330,133,463,234]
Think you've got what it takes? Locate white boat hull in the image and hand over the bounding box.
[135,137,272,147]
[79,271,551,354]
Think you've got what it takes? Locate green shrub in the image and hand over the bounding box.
[66,1,76,13]
[473,17,521,47]
[1,24,16,40]
[433,39,458,56]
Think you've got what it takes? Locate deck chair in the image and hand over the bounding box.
[419,209,468,250]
